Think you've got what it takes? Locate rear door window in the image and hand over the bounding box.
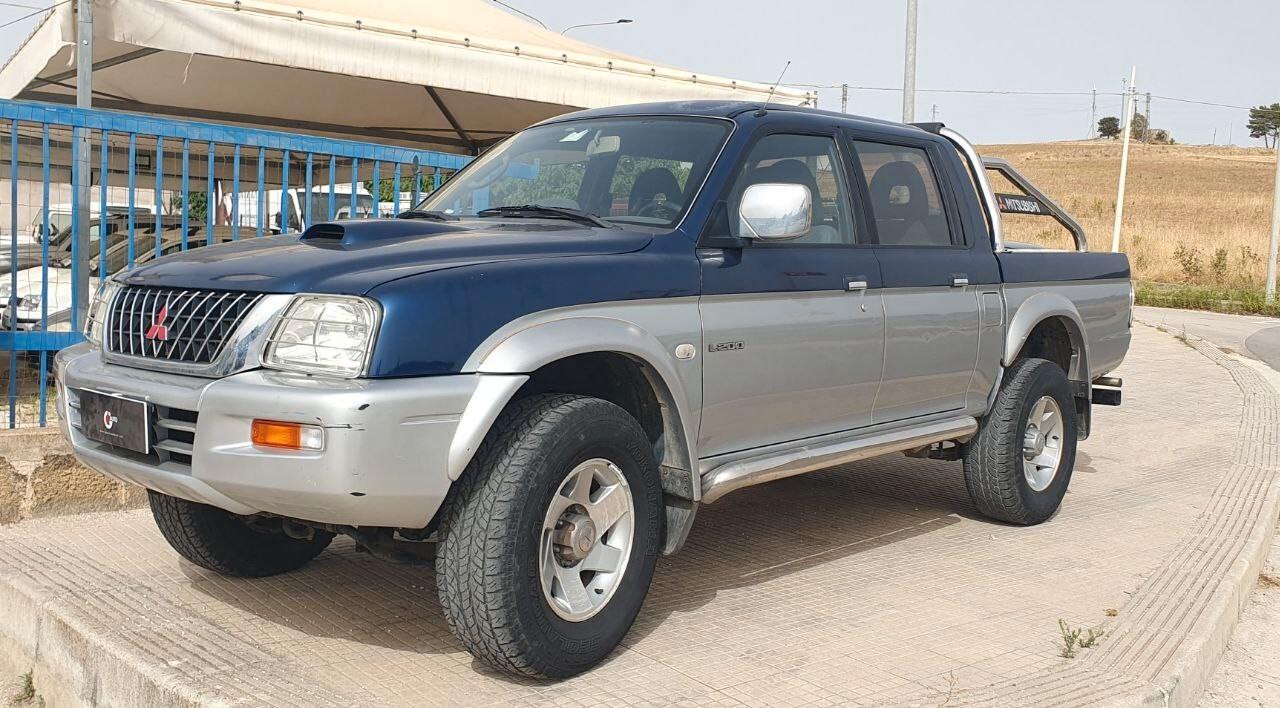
[852,141,957,247]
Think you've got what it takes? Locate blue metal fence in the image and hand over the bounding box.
[0,99,472,427]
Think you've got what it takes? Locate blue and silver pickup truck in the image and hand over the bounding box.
[56,101,1131,678]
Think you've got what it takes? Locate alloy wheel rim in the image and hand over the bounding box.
[1022,395,1064,492]
[539,458,635,622]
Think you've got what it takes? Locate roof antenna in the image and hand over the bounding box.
[754,60,791,117]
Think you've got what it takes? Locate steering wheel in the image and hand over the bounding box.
[635,199,683,220]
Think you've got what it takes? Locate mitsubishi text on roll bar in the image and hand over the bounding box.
[915,123,1087,253]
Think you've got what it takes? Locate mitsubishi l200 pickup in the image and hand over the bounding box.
[56,101,1131,678]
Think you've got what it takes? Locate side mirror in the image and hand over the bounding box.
[738,183,812,240]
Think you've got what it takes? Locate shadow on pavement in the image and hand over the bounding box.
[183,453,978,676]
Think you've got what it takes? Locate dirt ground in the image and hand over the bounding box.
[1200,518,1280,707]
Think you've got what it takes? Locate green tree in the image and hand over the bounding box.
[363,172,453,207]
[169,191,208,221]
[1247,103,1280,148]
[1129,113,1148,140]
[1098,116,1121,139]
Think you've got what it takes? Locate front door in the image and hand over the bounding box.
[698,132,885,458]
[849,138,982,423]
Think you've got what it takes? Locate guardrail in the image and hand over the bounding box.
[0,99,472,428]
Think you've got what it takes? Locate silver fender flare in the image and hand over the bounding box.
[447,316,701,501]
[1002,291,1090,382]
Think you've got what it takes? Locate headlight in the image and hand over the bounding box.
[263,295,379,378]
[85,279,122,344]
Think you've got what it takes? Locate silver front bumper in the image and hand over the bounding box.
[55,342,497,528]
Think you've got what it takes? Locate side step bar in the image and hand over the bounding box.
[699,416,978,504]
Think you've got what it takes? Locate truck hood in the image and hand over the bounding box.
[117,219,654,294]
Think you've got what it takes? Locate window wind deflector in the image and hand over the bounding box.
[475,204,615,229]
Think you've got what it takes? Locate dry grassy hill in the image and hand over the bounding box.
[978,141,1276,288]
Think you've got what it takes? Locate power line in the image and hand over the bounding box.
[779,81,1280,118]
[490,0,547,29]
[0,0,67,29]
[776,83,1120,97]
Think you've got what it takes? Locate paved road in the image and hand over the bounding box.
[1135,305,1280,372]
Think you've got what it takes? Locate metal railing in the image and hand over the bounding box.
[0,99,472,428]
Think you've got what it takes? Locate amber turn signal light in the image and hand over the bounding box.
[251,419,324,451]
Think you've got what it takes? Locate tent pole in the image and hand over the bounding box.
[72,0,93,331]
[425,86,478,154]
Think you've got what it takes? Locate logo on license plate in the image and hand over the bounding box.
[103,410,117,430]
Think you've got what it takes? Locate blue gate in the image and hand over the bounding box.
[0,99,472,428]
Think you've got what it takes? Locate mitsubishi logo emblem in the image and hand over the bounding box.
[145,303,169,341]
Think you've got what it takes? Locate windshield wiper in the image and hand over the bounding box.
[475,204,614,229]
[396,209,458,222]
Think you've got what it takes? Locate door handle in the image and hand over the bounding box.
[845,276,869,291]
[951,275,970,287]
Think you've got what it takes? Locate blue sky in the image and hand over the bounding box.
[1,1,1275,146]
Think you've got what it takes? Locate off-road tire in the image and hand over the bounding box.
[148,491,334,577]
[436,394,664,679]
[963,357,1077,525]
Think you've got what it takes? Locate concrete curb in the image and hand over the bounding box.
[0,427,145,525]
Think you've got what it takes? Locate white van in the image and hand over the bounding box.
[228,184,379,234]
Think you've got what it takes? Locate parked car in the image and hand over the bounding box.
[0,214,192,278]
[2,228,205,331]
[27,203,158,243]
[55,101,1131,679]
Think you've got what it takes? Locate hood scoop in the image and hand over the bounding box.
[300,219,468,249]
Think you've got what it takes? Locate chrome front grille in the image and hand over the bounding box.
[106,286,264,364]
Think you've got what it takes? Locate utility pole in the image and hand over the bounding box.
[1266,137,1280,303]
[1089,87,1097,138]
[72,0,92,331]
[1144,92,1152,142]
[930,104,939,122]
[841,83,848,113]
[1111,66,1137,253]
[902,0,918,123]
[1120,76,1127,121]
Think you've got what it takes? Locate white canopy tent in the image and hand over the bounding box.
[0,0,813,152]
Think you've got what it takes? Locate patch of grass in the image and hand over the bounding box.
[1136,281,1280,318]
[10,671,34,704]
[1058,619,1105,659]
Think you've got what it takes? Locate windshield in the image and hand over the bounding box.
[421,117,731,228]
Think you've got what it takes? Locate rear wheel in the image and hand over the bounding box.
[963,357,1078,525]
[148,491,333,577]
[436,394,663,678]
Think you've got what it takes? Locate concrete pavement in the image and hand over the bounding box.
[0,324,1277,706]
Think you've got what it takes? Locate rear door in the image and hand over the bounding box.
[698,129,884,457]
[847,137,983,424]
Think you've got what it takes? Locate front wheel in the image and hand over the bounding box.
[436,394,664,679]
[963,357,1078,525]
[148,491,334,577]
